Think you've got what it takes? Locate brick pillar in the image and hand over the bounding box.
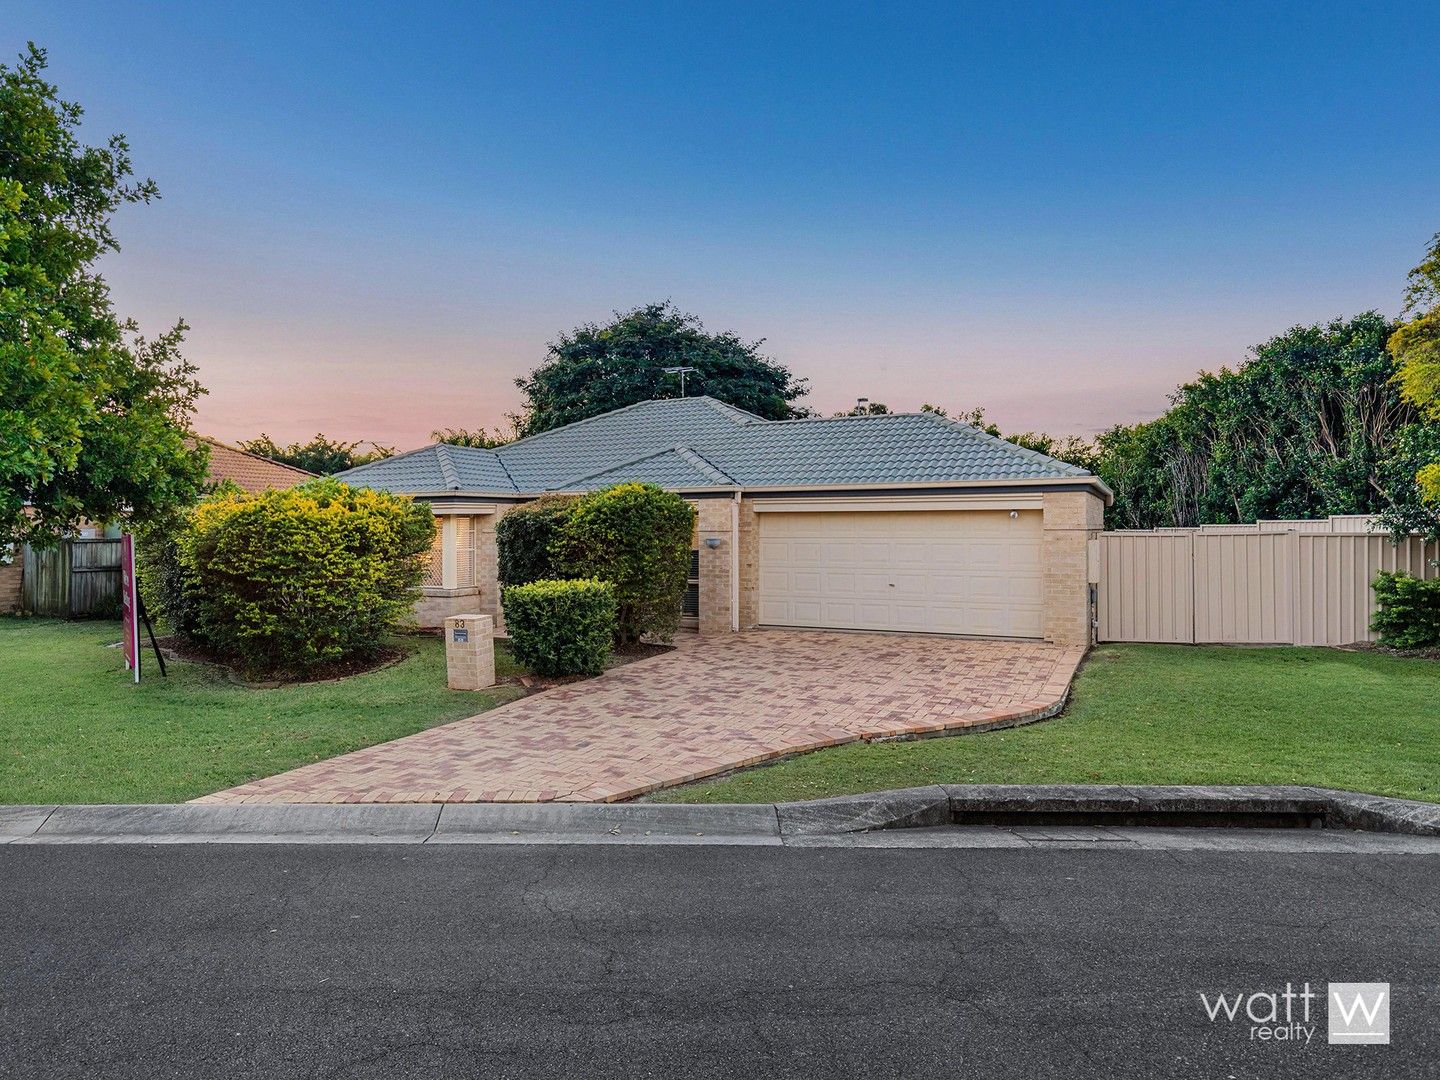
[444,614,495,690]
[737,498,759,629]
[1042,490,1104,647]
[696,498,736,636]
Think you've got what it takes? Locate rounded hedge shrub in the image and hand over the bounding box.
[553,482,696,644]
[1371,570,1440,649]
[496,494,579,587]
[501,578,617,676]
[175,479,435,675]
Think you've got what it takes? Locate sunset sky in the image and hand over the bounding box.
[13,2,1439,451]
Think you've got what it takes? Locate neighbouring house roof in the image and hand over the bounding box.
[194,437,315,494]
[335,396,1101,497]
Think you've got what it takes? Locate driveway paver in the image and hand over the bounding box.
[193,631,1084,805]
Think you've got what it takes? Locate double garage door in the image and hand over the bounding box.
[757,509,1044,638]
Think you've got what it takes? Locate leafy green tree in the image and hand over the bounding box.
[1,44,206,545]
[514,302,810,435]
[1388,231,1440,505]
[431,426,515,448]
[237,433,392,475]
[1090,314,1421,529]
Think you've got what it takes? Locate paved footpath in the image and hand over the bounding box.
[195,631,1082,805]
[2,841,1435,1079]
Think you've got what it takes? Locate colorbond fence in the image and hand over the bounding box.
[1091,528,1439,646]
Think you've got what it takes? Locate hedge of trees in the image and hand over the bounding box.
[986,236,1440,541]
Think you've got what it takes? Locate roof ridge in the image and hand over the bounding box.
[672,444,739,485]
[543,445,683,490]
[496,396,756,457]
[751,411,918,426]
[697,397,769,424]
[433,443,461,490]
[544,443,739,491]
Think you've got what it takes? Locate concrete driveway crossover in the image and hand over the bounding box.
[195,631,1083,805]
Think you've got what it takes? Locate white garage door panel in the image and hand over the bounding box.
[758,510,1044,638]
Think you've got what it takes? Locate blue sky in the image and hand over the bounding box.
[10,2,1439,446]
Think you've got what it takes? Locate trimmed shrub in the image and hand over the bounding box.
[553,482,695,644]
[1371,571,1440,649]
[496,494,579,587]
[176,478,435,674]
[502,578,617,675]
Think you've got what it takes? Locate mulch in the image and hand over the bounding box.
[1336,641,1440,661]
[152,636,406,688]
[511,641,673,690]
[152,634,675,690]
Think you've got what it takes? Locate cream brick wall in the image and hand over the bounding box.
[412,588,482,629]
[1042,489,1104,646]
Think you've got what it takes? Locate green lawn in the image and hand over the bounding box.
[0,618,528,804]
[657,644,1440,804]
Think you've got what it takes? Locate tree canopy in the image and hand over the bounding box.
[1,44,207,546]
[1389,231,1440,504]
[237,434,392,475]
[1082,313,1436,536]
[514,302,810,436]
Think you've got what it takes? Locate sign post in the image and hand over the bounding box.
[120,533,140,683]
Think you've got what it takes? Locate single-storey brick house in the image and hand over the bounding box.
[337,397,1113,646]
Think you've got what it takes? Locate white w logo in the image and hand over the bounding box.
[1328,983,1390,1044]
[1332,988,1386,1026]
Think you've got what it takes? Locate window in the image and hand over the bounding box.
[682,548,700,617]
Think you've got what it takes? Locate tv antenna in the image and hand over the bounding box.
[662,366,698,396]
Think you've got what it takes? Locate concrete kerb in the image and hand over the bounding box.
[3,786,1437,844]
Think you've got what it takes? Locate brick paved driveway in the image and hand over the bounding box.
[195,631,1085,805]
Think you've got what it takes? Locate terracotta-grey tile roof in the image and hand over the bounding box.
[192,438,315,493]
[555,446,738,491]
[498,397,759,491]
[337,396,1094,495]
[695,411,1090,486]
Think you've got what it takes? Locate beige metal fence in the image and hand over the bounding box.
[1092,528,1439,645]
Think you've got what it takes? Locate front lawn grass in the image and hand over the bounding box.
[0,618,529,804]
[657,644,1440,804]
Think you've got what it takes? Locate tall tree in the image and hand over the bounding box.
[1,44,206,545]
[1389,230,1440,505]
[237,434,393,475]
[1088,313,1435,533]
[514,302,810,435]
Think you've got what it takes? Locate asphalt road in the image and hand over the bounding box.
[2,841,1436,1079]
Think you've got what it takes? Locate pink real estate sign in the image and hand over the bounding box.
[120,533,139,683]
